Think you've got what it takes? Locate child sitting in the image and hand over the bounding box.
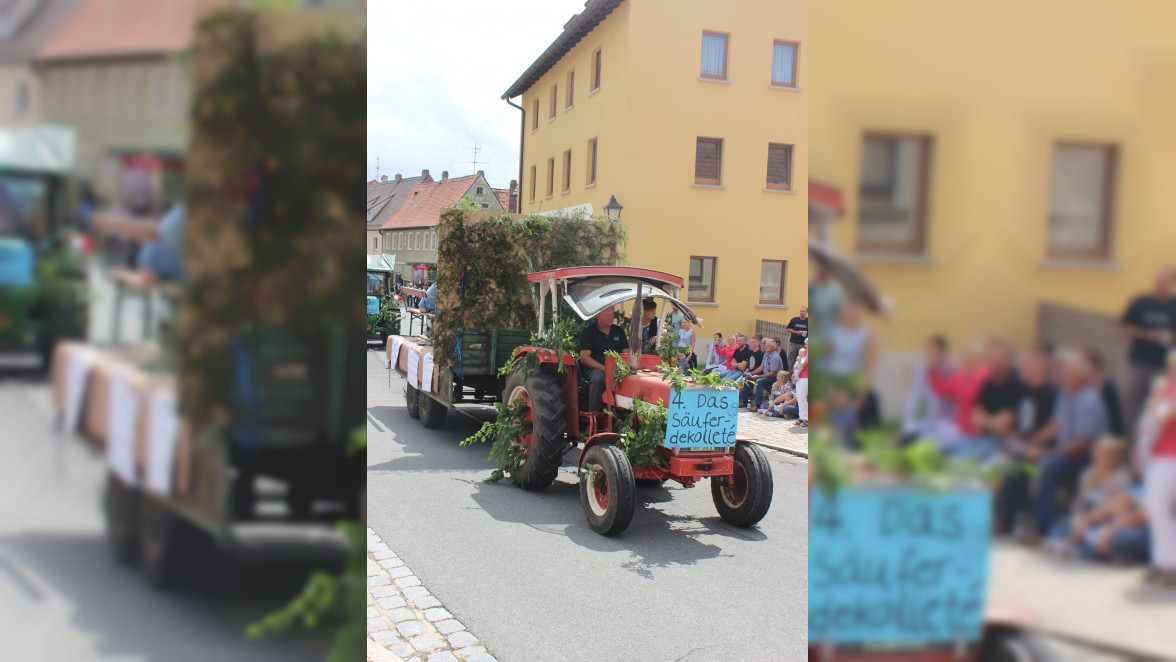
[758,371,798,419]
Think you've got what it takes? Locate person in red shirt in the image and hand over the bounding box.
[928,340,991,437]
[794,341,808,427]
[1143,350,1176,585]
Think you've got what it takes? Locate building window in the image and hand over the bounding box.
[550,85,557,119]
[566,70,574,109]
[688,257,717,303]
[701,32,729,80]
[431,232,437,249]
[1049,143,1116,260]
[532,98,539,131]
[480,202,489,210]
[476,186,484,195]
[529,165,537,202]
[562,149,572,193]
[373,237,378,252]
[415,233,421,250]
[694,138,723,186]
[766,143,793,190]
[546,157,555,197]
[858,134,931,254]
[760,260,786,305]
[772,41,798,88]
[592,48,602,91]
[586,138,598,185]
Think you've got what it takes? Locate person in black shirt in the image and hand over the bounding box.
[721,334,751,380]
[579,307,630,412]
[740,336,766,407]
[785,306,808,371]
[640,298,658,353]
[944,341,1023,462]
[996,343,1058,535]
[1122,268,1176,439]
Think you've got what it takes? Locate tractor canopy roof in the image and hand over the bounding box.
[0,125,76,177]
[528,266,701,327]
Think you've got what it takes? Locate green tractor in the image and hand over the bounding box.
[0,126,87,369]
[367,254,400,345]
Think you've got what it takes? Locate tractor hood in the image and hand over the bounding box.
[562,277,701,327]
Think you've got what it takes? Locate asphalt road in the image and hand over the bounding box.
[366,347,809,662]
[0,367,337,660]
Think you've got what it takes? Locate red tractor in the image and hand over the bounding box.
[503,267,774,535]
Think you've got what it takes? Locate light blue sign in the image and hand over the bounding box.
[809,488,992,645]
[664,387,739,449]
[0,239,34,288]
[367,296,380,315]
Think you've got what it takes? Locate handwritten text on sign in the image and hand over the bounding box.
[809,488,992,645]
[664,387,739,449]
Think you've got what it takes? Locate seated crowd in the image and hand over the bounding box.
[901,335,1176,585]
[577,298,810,427]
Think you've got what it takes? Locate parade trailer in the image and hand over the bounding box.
[52,8,366,589]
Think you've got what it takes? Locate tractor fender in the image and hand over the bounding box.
[509,346,577,367]
[577,432,624,471]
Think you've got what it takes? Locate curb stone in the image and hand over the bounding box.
[366,528,498,662]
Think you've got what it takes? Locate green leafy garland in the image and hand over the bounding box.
[246,427,366,662]
[462,397,532,484]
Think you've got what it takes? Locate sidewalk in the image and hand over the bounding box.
[739,410,808,458]
[368,528,497,662]
[988,540,1176,660]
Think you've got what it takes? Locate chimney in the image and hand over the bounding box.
[441,171,449,181]
[509,180,518,213]
[564,13,578,30]
[394,173,402,182]
[421,169,432,182]
[477,170,484,177]
[381,175,388,182]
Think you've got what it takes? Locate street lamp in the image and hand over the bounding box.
[603,195,623,219]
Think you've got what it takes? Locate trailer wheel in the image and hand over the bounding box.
[138,494,211,590]
[104,472,140,565]
[579,443,636,536]
[406,383,420,419]
[419,390,448,429]
[711,442,773,527]
[503,368,567,491]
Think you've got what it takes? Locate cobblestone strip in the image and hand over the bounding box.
[738,411,809,459]
[367,528,496,662]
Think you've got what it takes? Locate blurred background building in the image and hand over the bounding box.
[505,0,807,348]
[811,0,1176,416]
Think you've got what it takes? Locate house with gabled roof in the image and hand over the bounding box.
[367,172,425,254]
[380,170,503,282]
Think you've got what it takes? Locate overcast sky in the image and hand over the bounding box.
[367,0,585,189]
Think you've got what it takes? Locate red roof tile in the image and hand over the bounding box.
[492,188,512,213]
[38,0,198,61]
[381,174,485,230]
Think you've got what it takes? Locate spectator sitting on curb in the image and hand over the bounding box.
[739,336,766,406]
[701,332,728,374]
[721,334,751,381]
[759,371,798,419]
[1043,436,1133,552]
[751,338,784,412]
[1063,485,1151,565]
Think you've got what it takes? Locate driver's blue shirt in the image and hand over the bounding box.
[137,204,186,284]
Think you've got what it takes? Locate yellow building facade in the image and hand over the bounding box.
[811,0,1176,353]
[505,0,807,348]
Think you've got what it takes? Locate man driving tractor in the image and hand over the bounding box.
[578,307,630,412]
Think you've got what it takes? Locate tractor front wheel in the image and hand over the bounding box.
[503,368,567,491]
[406,383,421,419]
[579,443,636,536]
[711,442,773,527]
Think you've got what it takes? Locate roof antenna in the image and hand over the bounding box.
[457,143,487,174]
[375,156,380,181]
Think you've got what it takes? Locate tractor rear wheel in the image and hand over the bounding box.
[406,383,420,419]
[711,442,773,527]
[579,443,636,536]
[419,390,448,429]
[503,367,567,491]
